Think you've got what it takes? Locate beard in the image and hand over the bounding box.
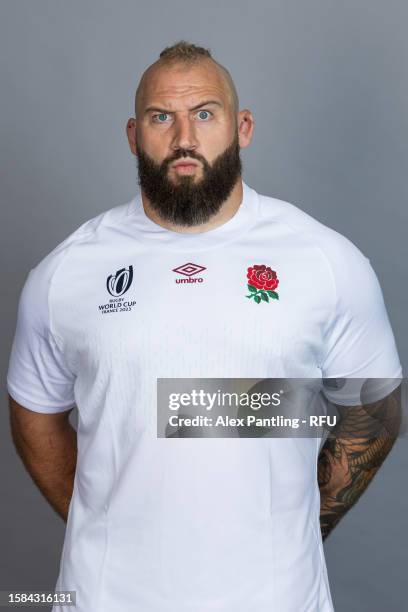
[135,133,242,226]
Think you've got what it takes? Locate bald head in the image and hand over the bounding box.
[135,55,239,118]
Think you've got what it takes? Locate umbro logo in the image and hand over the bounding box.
[173,262,206,284]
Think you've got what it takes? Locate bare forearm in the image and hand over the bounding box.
[318,435,396,540]
[11,414,77,522]
[318,386,401,541]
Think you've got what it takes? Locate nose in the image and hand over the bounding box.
[171,114,198,152]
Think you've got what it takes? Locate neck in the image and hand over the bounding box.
[140,178,243,234]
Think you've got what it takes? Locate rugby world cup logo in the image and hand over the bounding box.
[106,265,133,297]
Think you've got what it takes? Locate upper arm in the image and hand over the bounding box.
[7,264,76,419]
[8,393,76,474]
[320,235,402,405]
[8,393,74,436]
[331,384,402,440]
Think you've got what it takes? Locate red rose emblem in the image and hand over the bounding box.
[247,265,279,291]
[246,264,279,304]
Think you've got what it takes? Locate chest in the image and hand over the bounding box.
[52,244,331,379]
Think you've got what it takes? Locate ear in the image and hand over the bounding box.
[237,109,255,149]
[126,118,138,156]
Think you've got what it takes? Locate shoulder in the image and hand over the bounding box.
[252,186,387,322]
[17,198,134,331]
[256,188,373,282]
[29,198,133,284]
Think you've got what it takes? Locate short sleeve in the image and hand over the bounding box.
[7,266,76,413]
[320,237,402,405]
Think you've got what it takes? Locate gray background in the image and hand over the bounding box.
[0,1,406,610]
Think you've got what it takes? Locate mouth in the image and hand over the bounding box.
[172,160,199,170]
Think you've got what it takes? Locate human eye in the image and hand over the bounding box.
[195,109,213,121]
[152,112,172,123]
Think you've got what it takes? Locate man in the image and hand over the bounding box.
[7,40,402,612]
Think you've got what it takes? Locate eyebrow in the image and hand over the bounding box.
[143,100,223,115]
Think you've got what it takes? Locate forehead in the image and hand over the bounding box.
[138,60,230,111]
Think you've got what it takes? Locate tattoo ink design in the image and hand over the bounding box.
[317,386,401,541]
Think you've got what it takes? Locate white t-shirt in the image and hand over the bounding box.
[7,181,402,612]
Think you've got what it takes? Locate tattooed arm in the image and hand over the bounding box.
[318,384,402,541]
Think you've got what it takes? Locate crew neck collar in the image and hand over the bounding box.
[127,180,260,252]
